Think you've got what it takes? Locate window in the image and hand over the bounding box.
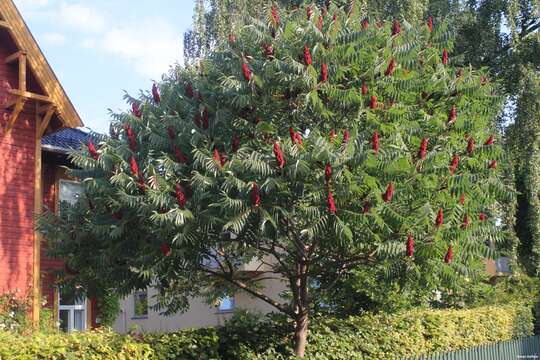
[59,180,84,206]
[133,291,148,318]
[217,296,235,312]
[58,288,86,332]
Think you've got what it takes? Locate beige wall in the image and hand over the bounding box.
[113,276,287,333]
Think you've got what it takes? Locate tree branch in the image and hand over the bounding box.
[204,268,293,316]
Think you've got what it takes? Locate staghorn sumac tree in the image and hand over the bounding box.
[38,2,511,357]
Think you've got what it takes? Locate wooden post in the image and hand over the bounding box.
[18,52,26,92]
[32,103,42,327]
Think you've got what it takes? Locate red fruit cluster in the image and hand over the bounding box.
[251,182,261,207]
[161,243,171,257]
[343,130,350,144]
[173,145,187,163]
[382,182,394,202]
[306,5,313,20]
[406,234,414,257]
[485,135,494,145]
[362,201,370,214]
[489,160,497,169]
[325,163,332,182]
[435,208,444,227]
[262,43,274,58]
[88,139,98,160]
[385,58,396,76]
[303,45,312,65]
[467,137,475,155]
[228,34,236,43]
[327,191,337,214]
[391,19,401,35]
[167,126,175,140]
[271,5,280,26]
[450,155,460,175]
[321,63,328,82]
[370,95,377,109]
[289,127,303,145]
[273,142,285,169]
[213,148,226,167]
[462,214,470,229]
[362,18,369,30]
[185,83,194,98]
[175,183,186,208]
[130,156,139,177]
[361,80,368,96]
[444,245,453,263]
[152,83,160,103]
[242,62,252,81]
[317,16,323,31]
[427,16,433,32]
[447,105,457,124]
[459,193,466,205]
[442,49,449,65]
[132,102,142,118]
[418,138,428,160]
[329,129,336,143]
[372,131,380,154]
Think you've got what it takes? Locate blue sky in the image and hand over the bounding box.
[13,0,195,133]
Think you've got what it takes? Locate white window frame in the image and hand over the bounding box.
[58,290,87,332]
[58,179,84,207]
[133,290,149,319]
[217,296,235,313]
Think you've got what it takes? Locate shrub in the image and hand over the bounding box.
[0,303,533,359]
[0,328,153,360]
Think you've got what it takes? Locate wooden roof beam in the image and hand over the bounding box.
[5,50,25,64]
[36,103,55,138]
[9,89,52,103]
[0,20,9,29]
[3,96,26,134]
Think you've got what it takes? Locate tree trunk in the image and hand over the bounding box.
[294,312,309,358]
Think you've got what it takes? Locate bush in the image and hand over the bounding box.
[0,290,31,333]
[0,303,533,359]
[0,328,153,360]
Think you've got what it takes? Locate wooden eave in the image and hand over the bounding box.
[0,0,83,129]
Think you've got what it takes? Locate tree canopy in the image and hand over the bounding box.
[38,2,511,356]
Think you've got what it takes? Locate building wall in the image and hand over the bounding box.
[113,277,287,333]
[0,44,37,298]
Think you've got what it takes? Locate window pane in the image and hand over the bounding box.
[59,310,69,332]
[134,292,148,317]
[218,297,234,312]
[59,181,84,205]
[74,310,84,331]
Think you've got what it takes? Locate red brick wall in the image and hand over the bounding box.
[0,44,37,298]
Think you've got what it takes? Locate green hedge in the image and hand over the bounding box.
[0,329,153,360]
[0,303,533,359]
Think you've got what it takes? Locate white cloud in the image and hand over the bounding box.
[81,37,97,49]
[42,32,65,45]
[14,0,49,7]
[57,2,107,33]
[101,20,182,79]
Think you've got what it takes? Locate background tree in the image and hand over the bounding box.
[40,3,510,357]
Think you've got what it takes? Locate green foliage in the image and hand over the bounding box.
[97,291,122,327]
[143,328,221,360]
[37,2,509,354]
[0,329,154,360]
[0,304,531,359]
